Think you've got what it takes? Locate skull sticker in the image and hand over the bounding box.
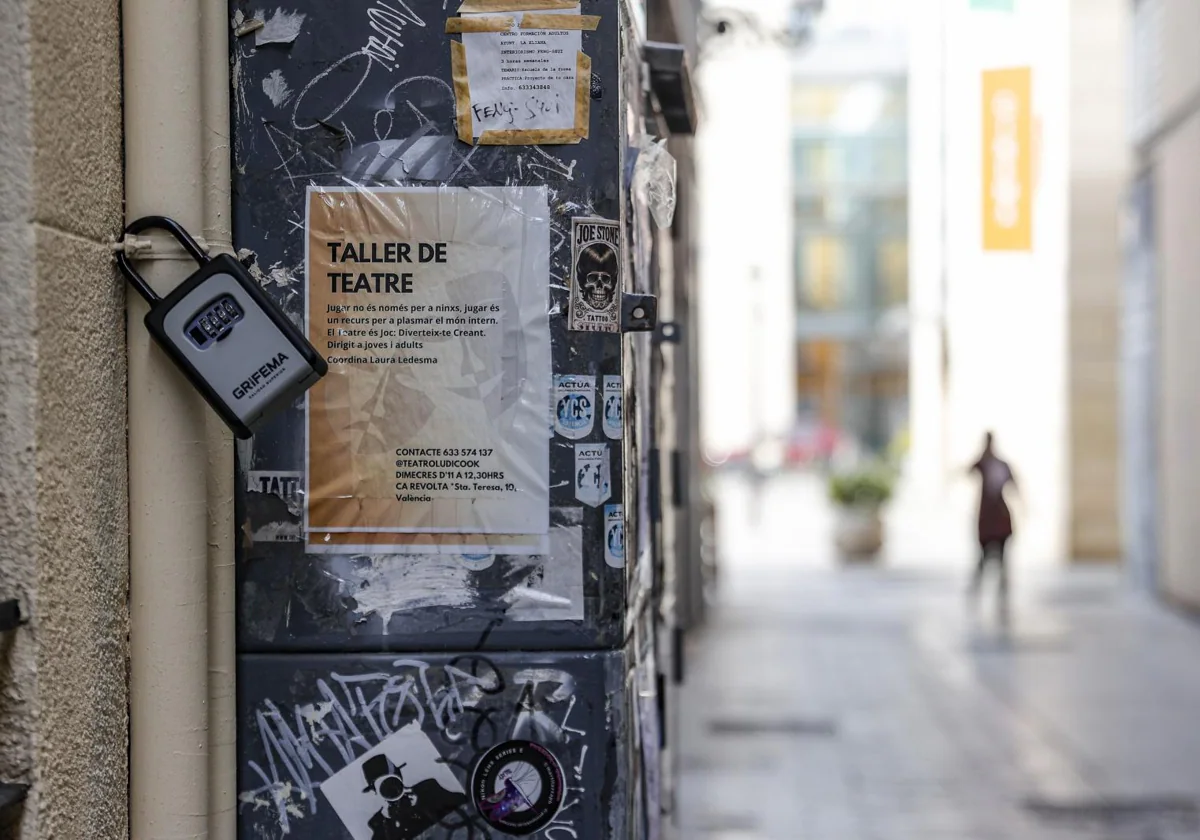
[578,246,617,310]
[570,217,621,333]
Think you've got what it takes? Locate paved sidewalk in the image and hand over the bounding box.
[707,470,982,572]
[677,557,1200,839]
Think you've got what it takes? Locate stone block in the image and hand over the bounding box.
[32,225,128,840]
[30,0,123,242]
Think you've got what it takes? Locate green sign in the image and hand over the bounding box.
[971,0,1014,10]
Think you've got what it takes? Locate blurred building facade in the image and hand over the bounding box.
[791,18,910,456]
[908,0,1125,565]
[1124,0,1200,608]
[697,0,1125,567]
[697,0,910,463]
[696,0,799,461]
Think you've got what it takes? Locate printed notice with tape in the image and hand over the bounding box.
[305,186,551,536]
[448,5,595,144]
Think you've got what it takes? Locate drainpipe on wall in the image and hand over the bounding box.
[124,0,235,835]
[201,0,237,836]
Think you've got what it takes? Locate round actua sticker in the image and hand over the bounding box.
[471,740,565,834]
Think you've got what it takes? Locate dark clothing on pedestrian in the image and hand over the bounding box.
[972,537,1009,600]
[969,451,1016,616]
[972,454,1014,545]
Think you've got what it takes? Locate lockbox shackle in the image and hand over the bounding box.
[117,216,212,305]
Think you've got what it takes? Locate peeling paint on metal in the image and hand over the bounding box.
[262,69,293,107]
[251,521,303,543]
[336,555,474,628]
[247,470,304,517]
[505,522,584,622]
[238,780,306,820]
[246,258,300,288]
[298,700,335,743]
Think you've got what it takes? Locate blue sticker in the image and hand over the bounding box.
[604,504,624,568]
[602,376,622,440]
[553,375,596,440]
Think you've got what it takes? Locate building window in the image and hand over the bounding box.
[798,234,849,310]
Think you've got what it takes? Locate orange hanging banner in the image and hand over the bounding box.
[982,67,1033,252]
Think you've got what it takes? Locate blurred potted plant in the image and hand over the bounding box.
[828,464,895,561]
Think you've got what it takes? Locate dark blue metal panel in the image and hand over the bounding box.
[229,0,626,652]
[237,650,629,838]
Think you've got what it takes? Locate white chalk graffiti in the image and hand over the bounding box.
[512,669,586,744]
[241,660,500,832]
[364,0,427,68]
[509,668,590,839]
[290,2,425,131]
[526,146,579,182]
[240,662,597,835]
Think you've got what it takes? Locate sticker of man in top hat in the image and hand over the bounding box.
[320,723,466,840]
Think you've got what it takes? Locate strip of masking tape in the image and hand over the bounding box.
[479,128,585,145]
[520,13,599,29]
[459,0,576,11]
[450,41,474,145]
[445,14,515,32]
[573,50,591,139]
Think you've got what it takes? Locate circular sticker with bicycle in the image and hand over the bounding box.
[470,740,565,834]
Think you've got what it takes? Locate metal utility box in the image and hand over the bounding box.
[229,0,656,837]
[231,0,626,655]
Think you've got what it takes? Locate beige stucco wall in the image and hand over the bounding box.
[1067,0,1126,561]
[0,0,128,836]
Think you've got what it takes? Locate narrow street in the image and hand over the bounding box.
[679,476,1200,840]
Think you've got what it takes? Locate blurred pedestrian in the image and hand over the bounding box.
[968,431,1019,619]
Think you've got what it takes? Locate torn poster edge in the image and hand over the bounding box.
[255,8,306,45]
[305,533,550,555]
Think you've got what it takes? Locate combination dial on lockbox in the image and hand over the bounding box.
[186,295,244,348]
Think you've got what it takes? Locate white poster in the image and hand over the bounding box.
[602,375,622,439]
[319,724,466,840]
[574,443,611,507]
[460,9,582,138]
[554,374,595,439]
[604,503,624,568]
[306,186,551,535]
